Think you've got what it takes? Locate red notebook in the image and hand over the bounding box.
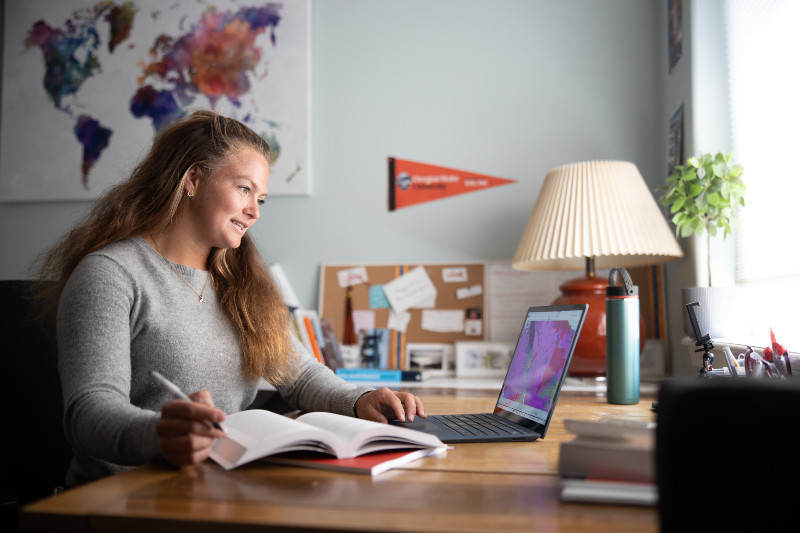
[264,446,447,476]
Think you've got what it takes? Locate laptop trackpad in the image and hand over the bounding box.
[395,419,442,431]
[392,418,462,441]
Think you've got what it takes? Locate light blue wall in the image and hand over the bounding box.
[662,0,731,376]
[0,1,666,315]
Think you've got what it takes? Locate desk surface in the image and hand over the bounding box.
[22,389,658,533]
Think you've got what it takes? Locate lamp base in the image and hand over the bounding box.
[554,275,645,377]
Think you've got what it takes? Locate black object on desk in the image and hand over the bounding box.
[656,378,800,532]
[685,301,716,378]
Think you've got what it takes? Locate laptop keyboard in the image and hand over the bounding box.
[435,413,527,437]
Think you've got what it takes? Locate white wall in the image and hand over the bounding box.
[1,0,670,349]
[662,0,732,376]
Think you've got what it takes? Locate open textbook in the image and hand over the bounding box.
[265,447,447,476]
[210,409,446,470]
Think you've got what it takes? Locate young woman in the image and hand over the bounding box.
[36,110,425,486]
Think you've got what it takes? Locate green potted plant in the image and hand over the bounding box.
[659,152,746,287]
[659,152,746,344]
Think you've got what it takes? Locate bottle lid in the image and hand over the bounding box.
[607,267,638,296]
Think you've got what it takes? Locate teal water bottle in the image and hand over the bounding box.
[606,268,640,405]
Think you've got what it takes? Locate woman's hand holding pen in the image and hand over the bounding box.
[156,389,227,467]
[354,387,426,423]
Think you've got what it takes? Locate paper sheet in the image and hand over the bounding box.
[456,284,483,299]
[387,310,412,332]
[485,262,581,342]
[351,310,375,335]
[369,285,391,309]
[382,266,438,313]
[337,266,369,288]
[421,309,464,333]
[442,267,468,283]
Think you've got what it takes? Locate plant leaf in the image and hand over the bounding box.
[670,197,686,212]
[695,193,707,211]
[691,218,705,237]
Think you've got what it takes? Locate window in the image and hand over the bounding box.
[724,0,800,348]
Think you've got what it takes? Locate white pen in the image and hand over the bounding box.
[150,370,224,430]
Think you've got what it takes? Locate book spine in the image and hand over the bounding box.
[320,317,344,370]
[291,308,313,353]
[335,369,422,382]
[557,442,654,483]
[303,315,325,364]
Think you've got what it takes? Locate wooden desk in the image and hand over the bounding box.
[22,389,658,533]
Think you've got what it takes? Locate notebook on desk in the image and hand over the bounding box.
[392,303,588,443]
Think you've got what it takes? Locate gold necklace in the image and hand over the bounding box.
[154,240,210,303]
[163,260,210,303]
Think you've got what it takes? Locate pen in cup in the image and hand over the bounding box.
[149,370,224,431]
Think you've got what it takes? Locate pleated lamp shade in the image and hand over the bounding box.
[513,160,683,270]
[512,160,683,377]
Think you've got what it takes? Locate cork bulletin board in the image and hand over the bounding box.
[318,262,486,346]
[317,261,666,373]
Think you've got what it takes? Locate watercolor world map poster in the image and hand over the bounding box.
[0,0,310,201]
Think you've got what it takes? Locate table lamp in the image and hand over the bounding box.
[512,160,683,376]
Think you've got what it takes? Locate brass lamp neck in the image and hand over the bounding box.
[585,257,596,278]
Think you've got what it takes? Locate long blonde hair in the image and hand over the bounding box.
[36,110,299,385]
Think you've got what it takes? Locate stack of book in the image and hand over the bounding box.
[557,417,657,506]
[268,263,434,382]
[291,308,345,370]
[270,264,343,370]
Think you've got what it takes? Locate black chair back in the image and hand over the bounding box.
[0,280,72,530]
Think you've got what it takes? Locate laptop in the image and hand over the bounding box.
[392,303,588,443]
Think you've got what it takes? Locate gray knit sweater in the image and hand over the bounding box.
[57,237,372,486]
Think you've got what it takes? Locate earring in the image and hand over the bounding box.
[187,190,194,199]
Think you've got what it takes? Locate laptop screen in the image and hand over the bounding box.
[491,304,588,437]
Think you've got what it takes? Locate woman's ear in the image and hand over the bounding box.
[184,165,201,196]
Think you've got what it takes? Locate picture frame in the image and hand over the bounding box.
[405,343,455,378]
[667,102,684,177]
[668,0,683,73]
[1,0,311,201]
[455,341,513,378]
[640,339,667,379]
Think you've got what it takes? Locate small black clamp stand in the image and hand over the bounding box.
[685,301,715,378]
[696,337,715,378]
